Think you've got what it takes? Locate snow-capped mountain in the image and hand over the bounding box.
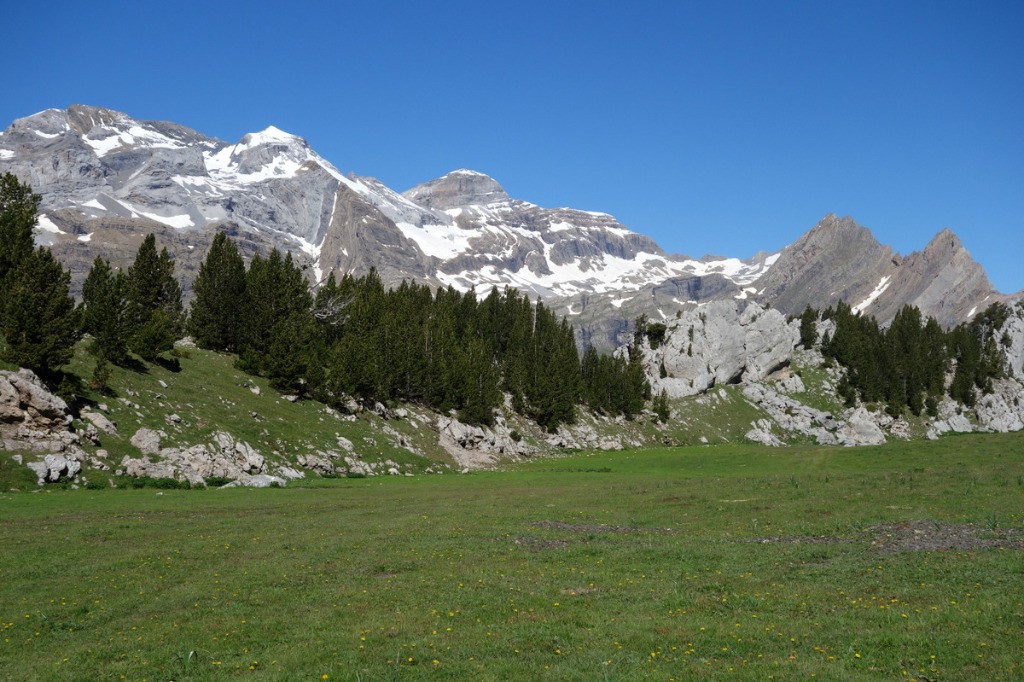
[0,105,1007,347]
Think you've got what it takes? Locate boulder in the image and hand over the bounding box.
[745,419,785,446]
[130,427,162,454]
[836,407,886,446]
[0,369,78,451]
[436,415,534,469]
[26,451,84,484]
[297,450,342,475]
[221,474,286,488]
[82,410,118,435]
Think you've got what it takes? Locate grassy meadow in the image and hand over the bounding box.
[2,433,1023,680]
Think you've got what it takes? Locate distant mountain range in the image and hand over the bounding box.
[0,105,1009,347]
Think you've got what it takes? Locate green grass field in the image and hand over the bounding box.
[3,433,1023,680]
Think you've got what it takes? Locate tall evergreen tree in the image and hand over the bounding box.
[238,249,314,382]
[0,172,39,287]
[81,256,130,365]
[798,306,818,349]
[188,231,247,352]
[0,248,81,376]
[126,235,185,361]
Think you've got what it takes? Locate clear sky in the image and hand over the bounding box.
[3,1,1022,292]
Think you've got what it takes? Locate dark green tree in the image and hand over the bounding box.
[81,256,131,365]
[126,235,185,361]
[652,388,671,423]
[458,336,502,426]
[188,231,247,352]
[798,306,818,349]
[237,249,314,384]
[0,172,39,286]
[0,248,81,376]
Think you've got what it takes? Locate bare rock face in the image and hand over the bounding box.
[751,214,1003,328]
[403,169,510,210]
[644,301,799,398]
[0,370,78,452]
[974,379,1024,433]
[754,214,895,316]
[1000,301,1024,379]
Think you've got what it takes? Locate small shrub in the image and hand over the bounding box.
[204,476,233,488]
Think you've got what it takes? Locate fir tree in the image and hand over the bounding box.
[0,248,81,376]
[81,256,130,365]
[0,172,39,286]
[458,336,502,426]
[126,235,185,361]
[188,231,247,352]
[798,306,818,349]
[653,388,671,423]
[237,249,315,384]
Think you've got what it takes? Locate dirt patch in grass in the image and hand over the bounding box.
[513,536,570,551]
[533,520,674,534]
[748,535,844,546]
[868,520,1024,553]
[747,521,1024,553]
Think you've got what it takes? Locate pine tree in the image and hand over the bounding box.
[81,256,130,365]
[237,249,316,389]
[0,172,39,286]
[188,231,247,352]
[458,336,501,426]
[653,388,671,423]
[126,235,185,361]
[0,248,81,376]
[799,306,818,349]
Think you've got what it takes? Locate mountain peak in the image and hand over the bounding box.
[402,169,509,209]
[239,125,306,149]
[924,227,961,251]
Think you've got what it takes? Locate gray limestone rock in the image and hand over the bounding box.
[130,428,162,454]
[645,300,799,399]
[82,409,118,435]
[0,369,78,452]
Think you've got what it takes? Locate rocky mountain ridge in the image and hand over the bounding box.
[0,105,1008,346]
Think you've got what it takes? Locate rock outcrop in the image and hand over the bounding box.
[436,416,535,469]
[643,300,799,398]
[0,369,78,452]
[120,430,268,486]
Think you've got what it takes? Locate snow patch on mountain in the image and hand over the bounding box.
[852,275,892,314]
[36,215,65,234]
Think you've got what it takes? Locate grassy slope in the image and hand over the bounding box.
[2,432,1022,680]
[50,344,460,485]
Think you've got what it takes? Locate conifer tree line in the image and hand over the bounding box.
[186,233,651,428]
[805,300,1009,417]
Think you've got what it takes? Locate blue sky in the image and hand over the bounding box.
[3,1,1022,292]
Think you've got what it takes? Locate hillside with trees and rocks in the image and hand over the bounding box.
[3,169,1024,489]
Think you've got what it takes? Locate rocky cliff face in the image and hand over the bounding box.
[639,300,800,398]
[751,214,1003,327]
[0,105,1004,341]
